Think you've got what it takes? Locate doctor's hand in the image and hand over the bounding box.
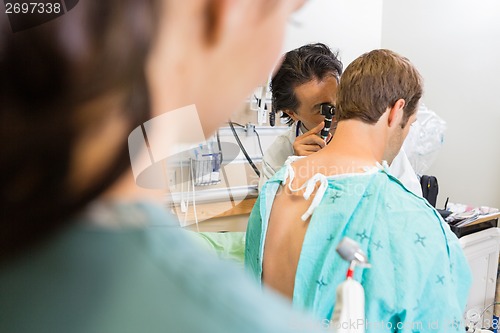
[293,122,332,156]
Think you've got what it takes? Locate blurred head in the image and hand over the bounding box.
[0,0,304,260]
[270,43,343,132]
[0,0,159,259]
[148,0,306,137]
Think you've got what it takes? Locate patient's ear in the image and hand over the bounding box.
[387,99,406,128]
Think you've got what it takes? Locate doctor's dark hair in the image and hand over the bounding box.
[336,49,423,127]
[271,43,343,125]
[0,0,159,261]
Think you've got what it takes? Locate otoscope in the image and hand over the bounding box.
[320,103,335,141]
[331,237,371,333]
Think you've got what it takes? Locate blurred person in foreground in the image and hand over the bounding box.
[0,1,331,332]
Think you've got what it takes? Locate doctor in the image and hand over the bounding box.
[260,43,422,196]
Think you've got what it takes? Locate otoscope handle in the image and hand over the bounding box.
[320,104,335,141]
[321,116,333,140]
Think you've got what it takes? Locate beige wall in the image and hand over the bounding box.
[382,0,500,209]
[283,0,383,66]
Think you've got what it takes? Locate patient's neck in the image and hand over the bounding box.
[293,120,387,181]
[325,119,385,162]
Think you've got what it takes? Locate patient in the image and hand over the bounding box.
[246,49,471,331]
[260,43,422,196]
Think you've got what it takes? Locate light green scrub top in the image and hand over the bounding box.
[0,201,325,333]
[187,231,246,266]
[245,160,472,332]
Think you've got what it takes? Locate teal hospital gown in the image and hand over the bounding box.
[0,200,326,333]
[245,159,472,333]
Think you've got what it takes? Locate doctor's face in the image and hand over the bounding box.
[287,75,338,134]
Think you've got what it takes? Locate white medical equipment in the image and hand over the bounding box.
[402,104,446,175]
[331,237,371,333]
[460,228,500,332]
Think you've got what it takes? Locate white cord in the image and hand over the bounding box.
[180,160,189,227]
[468,302,500,332]
[190,159,200,232]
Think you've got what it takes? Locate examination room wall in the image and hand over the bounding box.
[381,0,500,209]
[281,0,382,67]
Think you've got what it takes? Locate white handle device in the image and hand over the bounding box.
[331,275,365,333]
[331,237,370,333]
